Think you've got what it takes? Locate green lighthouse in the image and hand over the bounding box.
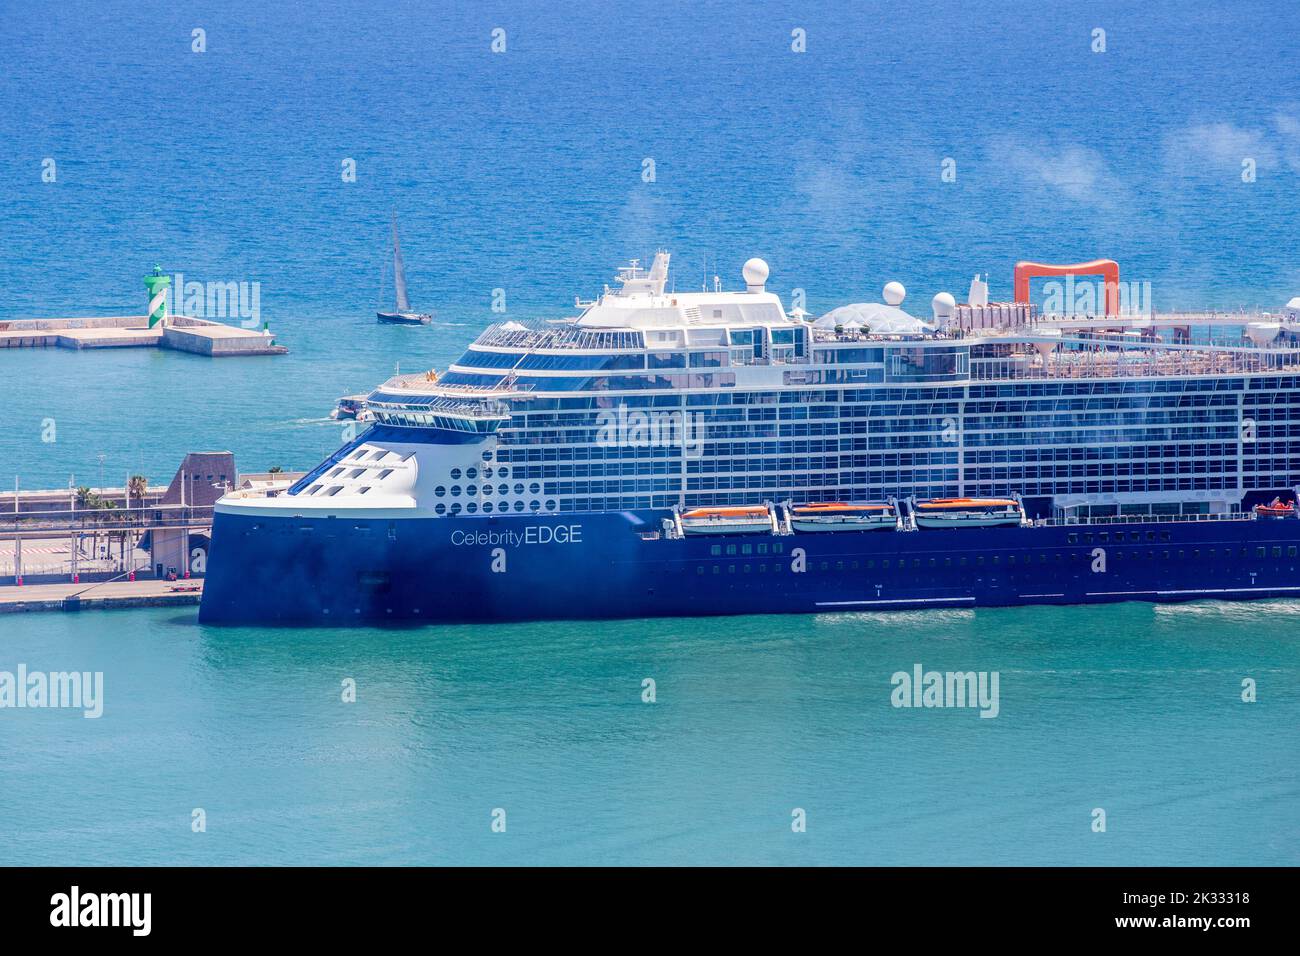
[144,265,171,328]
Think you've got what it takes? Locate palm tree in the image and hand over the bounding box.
[127,474,148,508]
[75,485,94,508]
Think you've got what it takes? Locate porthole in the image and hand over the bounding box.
[449,502,462,515]
[481,450,492,462]
[450,468,462,480]
[482,485,493,495]
[545,500,557,511]
[529,482,540,494]
[435,503,446,515]
[513,500,524,512]
[435,486,446,497]
[450,485,461,497]
[514,483,524,495]
[466,502,478,514]
[483,501,494,514]
[498,483,509,495]
[529,500,541,512]
[466,468,478,480]
[483,467,494,479]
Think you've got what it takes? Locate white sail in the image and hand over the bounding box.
[391,212,411,313]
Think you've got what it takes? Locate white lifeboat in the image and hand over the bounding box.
[679,505,773,536]
[790,502,895,532]
[913,497,1022,529]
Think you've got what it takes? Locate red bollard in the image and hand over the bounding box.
[72,573,79,584]
[128,570,135,582]
[184,569,190,579]
[15,576,21,587]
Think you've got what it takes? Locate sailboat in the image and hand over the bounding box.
[376,212,433,325]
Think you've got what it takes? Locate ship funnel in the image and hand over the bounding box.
[648,251,670,295]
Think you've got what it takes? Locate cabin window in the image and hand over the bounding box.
[710,545,722,556]
[1273,547,1283,558]
[1257,547,1267,558]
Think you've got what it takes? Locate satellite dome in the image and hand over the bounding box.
[883,281,906,306]
[931,292,956,319]
[742,258,769,291]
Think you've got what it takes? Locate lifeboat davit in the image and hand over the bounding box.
[914,497,1022,529]
[1253,497,1294,519]
[790,502,896,532]
[680,505,773,536]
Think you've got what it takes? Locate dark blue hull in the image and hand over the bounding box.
[198,509,1300,625]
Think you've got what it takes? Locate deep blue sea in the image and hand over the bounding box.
[1,0,1298,865]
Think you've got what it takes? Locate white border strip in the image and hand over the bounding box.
[816,596,975,607]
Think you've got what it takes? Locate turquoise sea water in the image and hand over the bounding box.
[1,0,1299,864]
[1,601,1297,865]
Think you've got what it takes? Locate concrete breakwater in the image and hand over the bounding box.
[0,580,203,614]
[0,314,287,356]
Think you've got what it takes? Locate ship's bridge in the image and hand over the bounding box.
[573,252,794,331]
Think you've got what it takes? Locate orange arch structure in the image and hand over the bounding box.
[1014,259,1120,315]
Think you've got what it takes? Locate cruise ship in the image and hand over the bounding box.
[199,253,1300,624]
